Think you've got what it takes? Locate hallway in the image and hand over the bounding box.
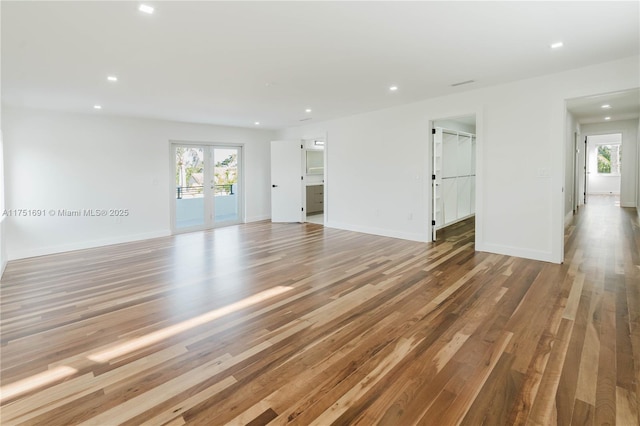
[558,195,639,425]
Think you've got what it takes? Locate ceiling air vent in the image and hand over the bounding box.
[300,117,312,122]
[451,80,475,87]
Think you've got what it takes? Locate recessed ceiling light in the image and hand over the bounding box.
[139,4,154,14]
[604,116,611,120]
[254,121,260,125]
[389,86,398,91]
[305,108,312,113]
[550,41,564,49]
[94,105,102,110]
[107,75,118,82]
[601,104,611,109]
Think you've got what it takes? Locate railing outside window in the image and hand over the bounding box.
[176,185,235,199]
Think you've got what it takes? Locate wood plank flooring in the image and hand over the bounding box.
[1,195,638,425]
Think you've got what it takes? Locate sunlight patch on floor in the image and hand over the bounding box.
[88,286,294,363]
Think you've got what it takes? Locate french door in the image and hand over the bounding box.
[172,143,242,232]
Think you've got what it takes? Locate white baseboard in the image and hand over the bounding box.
[0,220,6,278]
[621,201,635,208]
[245,215,271,223]
[476,242,557,264]
[8,230,172,261]
[564,211,574,228]
[325,220,428,243]
[0,258,7,279]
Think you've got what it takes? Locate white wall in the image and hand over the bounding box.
[564,110,579,226]
[278,56,639,263]
[582,120,638,207]
[0,1,7,276]
[2,107,275,260]
[576,125,585,210]
[638,118,640,218]
[0,129,6,277]
[588,174,621,195]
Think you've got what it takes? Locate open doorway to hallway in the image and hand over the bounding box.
[565,88,639,262]
[431,114,477,242]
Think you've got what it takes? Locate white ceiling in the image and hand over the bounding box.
[2,1,639,129]
[567,88,640,124]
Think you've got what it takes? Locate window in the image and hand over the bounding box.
[596,144,622,175]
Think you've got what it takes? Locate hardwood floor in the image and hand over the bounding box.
[1,196,638,425]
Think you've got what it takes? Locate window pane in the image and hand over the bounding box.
[213,148,239,222]
[597,144,622,174]
[597,145,611,173]
[175,146,205,228]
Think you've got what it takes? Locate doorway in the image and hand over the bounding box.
[269,137,327,225]
[431,115,477,241]
[172,143,242,232]
[585,133,622,204]
[304,138,325,225]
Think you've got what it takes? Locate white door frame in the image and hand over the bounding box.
[571,131,580,214]
[169,141,244,234]
[431,128,439,241]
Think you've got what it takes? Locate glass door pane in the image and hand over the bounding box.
[175,146,205,229]
[213,147,240,223]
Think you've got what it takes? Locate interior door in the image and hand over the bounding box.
[432,128,441,241]
[271,140,303,223]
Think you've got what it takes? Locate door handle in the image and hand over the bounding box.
[272,184,278,188]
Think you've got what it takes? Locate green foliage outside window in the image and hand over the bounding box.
[597,145,611,174]
[215,154,238,186]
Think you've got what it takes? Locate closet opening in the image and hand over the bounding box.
[431,114,477,242]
